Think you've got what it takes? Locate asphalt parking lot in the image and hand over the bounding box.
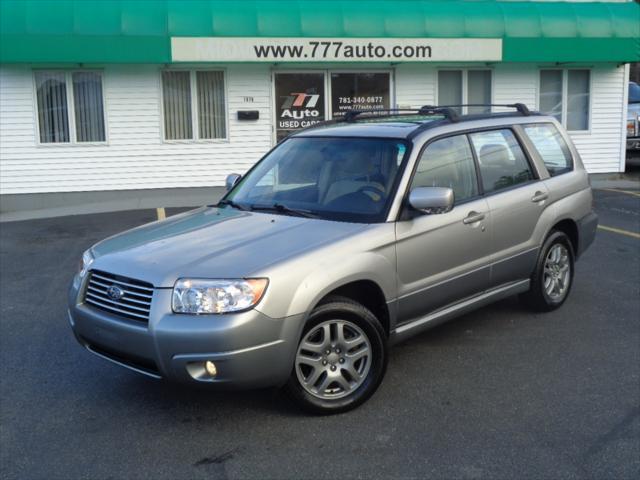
[1,188,638,480]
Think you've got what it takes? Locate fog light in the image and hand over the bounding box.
[204,360,217,377]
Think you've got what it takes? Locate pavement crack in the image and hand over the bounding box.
[194,448,239,467]
[584,406,640,459]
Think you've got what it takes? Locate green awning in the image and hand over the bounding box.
[1,0,638,64]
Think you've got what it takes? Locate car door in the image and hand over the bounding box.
[468,128,549,288]
[395,134,492,323]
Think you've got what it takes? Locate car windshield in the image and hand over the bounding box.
[225,136,410,223]
[629,82,640,104]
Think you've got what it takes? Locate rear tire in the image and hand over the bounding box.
[284,295,387,415]
[520,230,575,312]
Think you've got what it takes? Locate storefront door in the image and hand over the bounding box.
[274,72,326,142]
[273,70,392,142]
[330,72,391,117]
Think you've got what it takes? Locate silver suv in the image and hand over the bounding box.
[69,104,598,414]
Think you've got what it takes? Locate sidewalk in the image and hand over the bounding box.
[590,168,640,190]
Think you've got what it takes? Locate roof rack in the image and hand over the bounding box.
[342,106,459,123]
[294,103,534,137]
[404,103,535,140]
[425,103,532,116]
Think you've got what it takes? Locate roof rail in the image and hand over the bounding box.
[416,106,459,122]
[342,108,419,122]
[425,103,532,116]
[294,103,533,137]
[342,107,459,123]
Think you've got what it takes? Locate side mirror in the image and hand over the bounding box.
[408,187,454,214]
[225,173,242,192]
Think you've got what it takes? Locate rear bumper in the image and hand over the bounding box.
[68,277,304,388]
[576,211,598,259]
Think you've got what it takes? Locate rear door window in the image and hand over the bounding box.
[469,129,534,194]
[523,123,573,176]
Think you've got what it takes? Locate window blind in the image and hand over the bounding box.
[35,72,70,143]
[72,72,105,142]
[162,71,193,140]
[197,71,226,139]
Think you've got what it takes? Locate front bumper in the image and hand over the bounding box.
[627,137,640,151]
[68,278,304,388]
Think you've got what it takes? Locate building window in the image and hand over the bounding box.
[72,72,106,142]
[34,71,105,144]
[330,72,391,118]
[437,70,492,114]
[161,70,226,141]
[539,69,590,131]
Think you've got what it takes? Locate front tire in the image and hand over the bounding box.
[285,296,387,414]
[521,230,575,312]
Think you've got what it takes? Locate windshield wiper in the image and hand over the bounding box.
[216,199,248,211]
[250,203,320,218]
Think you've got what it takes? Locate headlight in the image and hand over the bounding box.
[78,249,94,277]
[172,278,268,314]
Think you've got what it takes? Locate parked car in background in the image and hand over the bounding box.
[68,104,598,414]
[627,82,640,152]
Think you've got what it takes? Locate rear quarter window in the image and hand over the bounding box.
[523,123,573,177]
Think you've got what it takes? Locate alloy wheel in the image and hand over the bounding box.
[543,243,571,301]
[295,319,372,400]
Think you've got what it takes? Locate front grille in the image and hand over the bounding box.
[84,270,154,323]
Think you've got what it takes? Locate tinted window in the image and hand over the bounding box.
[523,124,573,176]
[412,135,478,203]
[227,137,409,223]
[470,129,533,193]
[629,82,640,104]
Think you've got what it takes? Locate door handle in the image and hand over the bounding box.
[531,191,548,203]
[463,211,485,225]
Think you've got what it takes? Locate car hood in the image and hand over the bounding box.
[90,206,368,287]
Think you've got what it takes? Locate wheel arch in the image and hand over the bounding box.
[549,218,579,255]
[313,280,391,337]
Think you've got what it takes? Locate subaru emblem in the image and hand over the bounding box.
[106,285,124,301]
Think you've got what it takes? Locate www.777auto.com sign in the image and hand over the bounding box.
[171,37,503,62]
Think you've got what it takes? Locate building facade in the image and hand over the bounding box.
[1,0,639,215]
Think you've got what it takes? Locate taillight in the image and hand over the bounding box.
[627,119,636,137]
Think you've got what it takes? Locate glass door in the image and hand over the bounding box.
[274,72,326,142]
[329,72,391,118]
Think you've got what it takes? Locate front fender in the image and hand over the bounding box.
[285,251,397,319]
[253,223,398,321]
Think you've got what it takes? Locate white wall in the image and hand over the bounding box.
[0,65,273,195]
[0,62,627,195]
